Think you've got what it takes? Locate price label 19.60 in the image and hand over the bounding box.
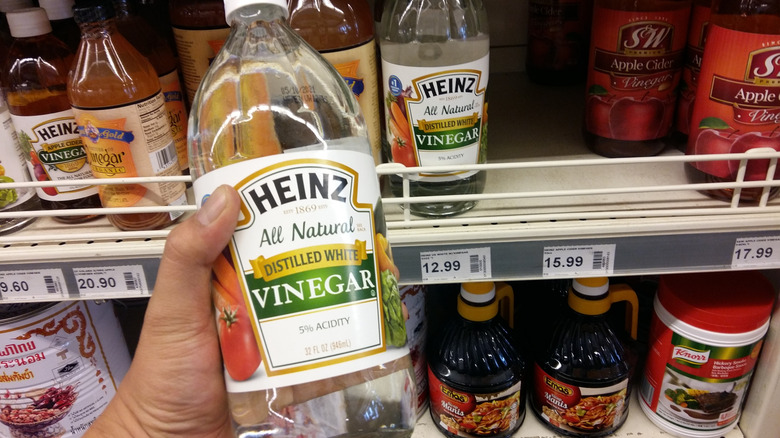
[419,247,491,282]
[543,244,616,277]
[732,236,780,268]
[0,269,67,299]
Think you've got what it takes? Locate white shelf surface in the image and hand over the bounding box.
[1,72,779,301]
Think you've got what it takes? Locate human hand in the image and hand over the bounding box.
[85,185,240,438]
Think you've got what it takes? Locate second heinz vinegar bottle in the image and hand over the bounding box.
[68,0,187,231]
[378,0,490,217]
[189,0,416,435]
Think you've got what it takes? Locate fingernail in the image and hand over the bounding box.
[197,185,228,226]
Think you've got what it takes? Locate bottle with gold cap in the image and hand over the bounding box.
[427,281,526,438]
[531,277,638,437]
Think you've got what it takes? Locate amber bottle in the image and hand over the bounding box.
[68,0,186,231]
[288,0,382,165]
[685,0,780,202]
[583,0,692,157]
[5,7,102,223]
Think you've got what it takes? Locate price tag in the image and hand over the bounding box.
[542,244,616,277]
[419,247,491,282]
[731,236,780,268]
[73,265,149,296]
[0,269,67,299]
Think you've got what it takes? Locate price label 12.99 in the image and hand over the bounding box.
[420,247,491,282]
[732,236,780,268]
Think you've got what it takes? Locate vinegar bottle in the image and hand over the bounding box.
[113,0,189,176]
[685,0,780,203]
[378,0,490,217]
[531,277,638,437]
[288,0,383,166]
[427,282,526,438]
[189,0,416,435]
[583,0,691,157]
[5,7,102,223]
[0,91,39,234]
[672,0,711,150]
[68,0,187,231]
[38,0,80,52]
[168,0,230,108]
[526,0,593,85]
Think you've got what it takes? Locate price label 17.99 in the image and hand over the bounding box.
[732,236,780,268]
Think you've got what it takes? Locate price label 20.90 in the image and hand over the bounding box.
[732,236,780,268]
[73,265,149,296]
[543,244,616,277]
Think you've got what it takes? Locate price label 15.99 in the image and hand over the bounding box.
[543,244,616,277]
[420,247,491,282]
[732,236,780,268]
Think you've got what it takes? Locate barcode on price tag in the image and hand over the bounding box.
[732,236,780,268]
[73,265,149,296]
[542,244,616,277]
[0,269,67,299]
[419,247,491,282]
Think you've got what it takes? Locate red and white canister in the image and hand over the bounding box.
[639,271,776,438]
[0,300,131,437]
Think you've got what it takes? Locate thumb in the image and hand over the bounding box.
[145,184,240,334]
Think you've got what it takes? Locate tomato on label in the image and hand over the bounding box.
[215,281,262,381]
[391,137,416,167]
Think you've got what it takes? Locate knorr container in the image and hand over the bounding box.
[639,271,776,438]
[0,300,131,437]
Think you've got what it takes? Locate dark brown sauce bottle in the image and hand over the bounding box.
[427,282,526,438]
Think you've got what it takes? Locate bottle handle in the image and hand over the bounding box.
[495,282,514,329]
[608,283,638,340]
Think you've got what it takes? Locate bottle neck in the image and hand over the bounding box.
[77,18,118,40]
[227,2,288,26]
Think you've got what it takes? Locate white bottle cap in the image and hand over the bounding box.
[223,0,287,23]
[38,0,75,20]
[0,0,32,13]
[7,7,52,38]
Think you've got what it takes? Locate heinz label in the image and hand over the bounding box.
[687,25,780,181]
[585,6,690,141]
[193,147,409,391]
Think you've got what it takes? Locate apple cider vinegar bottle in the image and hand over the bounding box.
[583,0,691,157]
[685,0,780,202]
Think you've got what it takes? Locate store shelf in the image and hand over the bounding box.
[1,72,779,300]
[412,392,744,437]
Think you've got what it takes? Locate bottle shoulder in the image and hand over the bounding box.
[288,0,374,51]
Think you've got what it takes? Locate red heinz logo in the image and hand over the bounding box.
[619,22,674,54]
[747,47,780,83]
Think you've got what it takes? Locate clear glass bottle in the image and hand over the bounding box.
[113,0,190,176]
[0,90,39,235]
[685,0,780,202]
[583,0,691,157]
[5,7,102,223]
[189,0,416,435]
[68,0,187,231]
[378,0,490,217]
[288,0,383,166]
